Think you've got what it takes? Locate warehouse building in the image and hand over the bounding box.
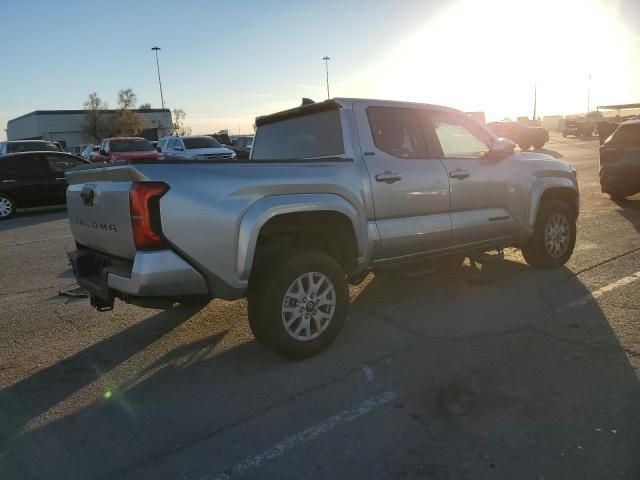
[6,109,172,151]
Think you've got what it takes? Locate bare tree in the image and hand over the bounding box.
[115,88,145,136]
[118,110,146,136]
[117,88,137,110]
[139,102,152,110]
[172,108,192,136]
[82,92,110,142]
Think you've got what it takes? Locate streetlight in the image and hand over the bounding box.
[322,56,331,99]
[587,73,592,113]
[532,81,537,121]
[151,46,166,111]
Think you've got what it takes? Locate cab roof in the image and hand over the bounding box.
[255,98,461,127]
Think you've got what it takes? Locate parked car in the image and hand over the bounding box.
[599,118,640,199]
[563,112,603,138]
[65,98,578,359]
[230,136,253,159]
[81,145,100,162]
[160,135,235,160]
[0,151,88,219]
[95,137,162,163]
[0,140,64,155]
[486,121,549,150]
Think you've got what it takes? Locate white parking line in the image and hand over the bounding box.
[210,391,397,480]
[564,271,640,309]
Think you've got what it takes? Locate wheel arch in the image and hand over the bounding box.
[237,194,369,282]
[529,180,579,229]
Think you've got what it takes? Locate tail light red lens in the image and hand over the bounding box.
[129,182,169,249]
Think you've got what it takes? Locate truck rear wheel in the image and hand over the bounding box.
[521,200,576,268]
[248,249,348,359]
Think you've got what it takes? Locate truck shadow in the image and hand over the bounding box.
[612,195,640,234]
[1,260,639,479]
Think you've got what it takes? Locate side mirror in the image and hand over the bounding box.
[99,149,107,156]
[487,138,515,159]
[157,147,162,152]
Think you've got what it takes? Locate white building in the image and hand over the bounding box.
[6,109,172,150]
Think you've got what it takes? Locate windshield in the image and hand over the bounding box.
[183,137,222,149]
[110,139,153,152]
[7,141,62,153]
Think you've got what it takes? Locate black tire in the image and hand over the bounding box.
[519,143,531,151]
[521,200,576,268]
[0,193,16,220]
[247,249,348,359]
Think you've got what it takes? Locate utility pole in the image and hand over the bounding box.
[322,56,331,99]
[587,73,592,113]
[151,46,166,111]
[532,82,537,121]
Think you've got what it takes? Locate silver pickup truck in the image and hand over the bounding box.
[66,98,579,358]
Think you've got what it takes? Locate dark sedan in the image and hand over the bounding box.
[486,121,549,150]
[0,151,89,219]
[599,118,640,200]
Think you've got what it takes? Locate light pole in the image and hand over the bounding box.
[532,81,537,121]
[322,56,331,99]
[587,73,592,113]
[151,46,165,111]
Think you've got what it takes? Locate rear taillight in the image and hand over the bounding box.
[129,182,169,249]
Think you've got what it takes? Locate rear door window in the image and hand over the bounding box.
[0,154,46,175]
[252,109,344,160]
[366,107,430,159]
[45,154,84,173]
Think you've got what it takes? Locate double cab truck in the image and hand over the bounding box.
[65,98,579,359]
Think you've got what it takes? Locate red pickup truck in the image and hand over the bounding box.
[95,137,162,163]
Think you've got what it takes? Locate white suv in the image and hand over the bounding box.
[159,135,236,160]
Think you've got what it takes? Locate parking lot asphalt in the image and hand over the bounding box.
[1,133,639,480]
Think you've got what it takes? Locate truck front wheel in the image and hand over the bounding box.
[248,249,348,359]
[521,200,576,268]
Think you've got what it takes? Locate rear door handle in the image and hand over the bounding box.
[449,169,470,180]
[2,179,16,183]
[375,172,402,184]
[55,177,67,181]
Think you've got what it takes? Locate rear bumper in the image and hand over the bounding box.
[600,166,640,194]
[69,248,209,308]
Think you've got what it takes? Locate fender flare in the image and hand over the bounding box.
[237,194,368,281]
[528,177,578,229]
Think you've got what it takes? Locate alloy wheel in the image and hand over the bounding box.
[281,271,336,341]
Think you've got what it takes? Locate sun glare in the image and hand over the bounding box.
[367,0,635,119]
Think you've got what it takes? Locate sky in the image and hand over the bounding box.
[1,0,639,140]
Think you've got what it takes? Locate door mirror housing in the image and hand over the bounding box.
[99,149,107,156]
[487,138,516,159]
